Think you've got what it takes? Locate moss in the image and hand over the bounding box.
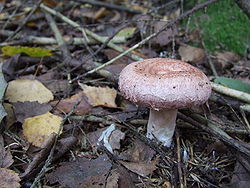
[183,0,250,55]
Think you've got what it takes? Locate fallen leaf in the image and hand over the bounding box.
[80,84,117,108]
[21,133,56,178]
[214,77,250,94]
[47,154,112,188]
[0,135,14,168]
[51,92,92,115]
[13,101,52,123]
[116,27,136,39]
[2,46,53,57]
[216,51,240,64]
[229,160,250,188]
[119,139,156,162]
[106,169,119,188]
[152,22,178,46]
[23,112,63,147]
[119,157,159,177]
[5,79,54,103]
[178,45,205,64]
[0,168,20,188]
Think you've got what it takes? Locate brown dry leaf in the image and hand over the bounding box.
[0,135,14,168]
[23,112,63,147]
[0,168,20,188]
[21,133,56,178]
[5,79,54,103]
[80,84,117,108]
[215,51,240,69]
[47,154,112,188]
[51,92,92,115]
[229,160,250,188]
[119,139,156,162]
[106,169,119,188]
[119,157,159,177]
[178,45,205,64]
[152,22,178,46]
[13,101,52,123]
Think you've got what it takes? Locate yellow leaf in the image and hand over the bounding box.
[5,79,54,103]
[116,27,136,39]
[2,46,53,57]
[81,84,117,108]
[23,112,63,147]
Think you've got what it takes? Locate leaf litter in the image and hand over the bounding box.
[0,0,250,187]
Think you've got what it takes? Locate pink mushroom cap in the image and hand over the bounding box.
[118,58,211,110]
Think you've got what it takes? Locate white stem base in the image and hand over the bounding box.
[146,109,178,147]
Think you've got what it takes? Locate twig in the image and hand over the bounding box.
[240,104,250,113]
[75,0,142,14]
[70,0,220,82]
[0,30,125,45]
[69,21,132,73]
[178,112,250,158]
[39,4,143,62]
[211,82,250,104]
[5,0,42,41]
[176,130,184,188]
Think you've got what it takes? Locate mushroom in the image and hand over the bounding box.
[118,58,211,147]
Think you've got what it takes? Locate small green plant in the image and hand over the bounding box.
[184,0,250,55]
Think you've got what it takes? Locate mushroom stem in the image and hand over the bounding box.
[147,108,178,147]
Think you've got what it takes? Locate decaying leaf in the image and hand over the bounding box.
[118,139,157,177]
[0,168,20,188]
[119,139,156,162]
[119,158,159,177]
[152,22,178,46]
[80,84,117,108]
[5,79,54,103]
[51,92,92,115]
[13,101,52,123]
[2,46,53,57]
[47,154,112,188]
[23,112,62,147]
[106,169,119,188]
[178,45,205,64]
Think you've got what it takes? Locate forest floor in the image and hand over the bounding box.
[0,0,250,187]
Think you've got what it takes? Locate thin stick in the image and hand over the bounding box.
[0,30,125,45]
[6,0,42,41]
[70,0,220,82]
[211,82,250,104]
[176,130,184,188]
[75,0,141,14]
[40,4,143,62]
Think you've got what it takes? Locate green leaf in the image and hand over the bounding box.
[214,77,250,94]
[1,46,53,57]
